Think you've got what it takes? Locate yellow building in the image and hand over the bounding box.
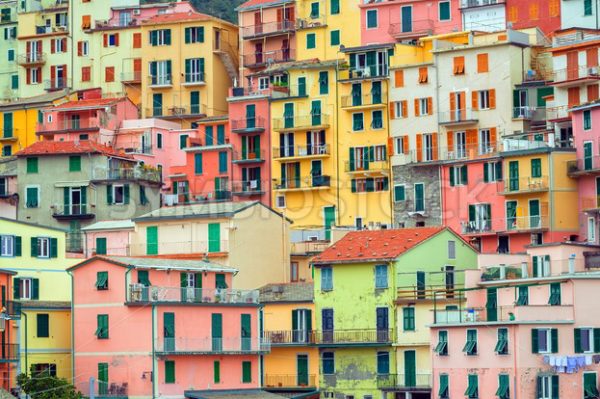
[0,217,78,380]
[0,90,71,157]
[260,282,319,397]
[139,10,239,127]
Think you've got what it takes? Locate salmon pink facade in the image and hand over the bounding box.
[70,256,267,398]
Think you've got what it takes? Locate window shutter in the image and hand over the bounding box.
[30,237,38,257]
[483,163,490,183]
[427,97,433,115]
[449,167,455,187]
[32,278,39,299]
[551,329,558,353]
[13,278,19,300]
[490,89,496,108]
[461,165,468,184]
[77,41,83,56]
[165,29,171,45]
[351,179,356,193]
[574,328,582,353]
[51,39,55,54]
[114,33,119,46]
[551,375,559,399]
[495,161,502,180]
[103,33,108,47]
[124,184,130,204]
[532,256,538,277]
[414,99,420,115]
[472,91,478,110]
[536,377,543,398]
[395,70,404,87]
[199,27,204,42]
[106,185,113,204]
[531,328,538,353]
[468,205,475,222]
[185,27,190,43]
[213,361,220,383]
[14,236,22,256]
[50,238,57,258]
[292,309,298,332]
[594,328,600,353]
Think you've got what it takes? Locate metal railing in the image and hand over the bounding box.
[388,20,434,37]
[568,156,600,174]
[148,74,172,87]
[273,175,331,190]
[243,49,295,67]
[344,160,388,173]
[338,65,389,80]
[146,105,205,118]
[120,71,141,82]
[501,176,549,193]
[341,92,387,108]
[183,72,206,85]
[460,0,505,8]
[440,142,499,161]
[439,109,479,124]
[95,381,128,398]
[155,336,270,354]
[433,304,574,324]
[127,285,259,305]
[272,114,330,130]
[231,180,265,194]
[232,150,264,162]
[461,220,494,234]
[37,117,109,133]
[273,144,330,159]
[94,18,139,29]
[241,20,295,38]
[513,106,546,121]
[553,65,600,83]
[17,52,46,65]
[264,374,317,388]
[92,167,162,183]
[44,78,70,91]
[231,116,266,132]
[480,265,524,281]
[51,203,93,217]
[377,373,433,389]
[314,329,394,344]
[263,330,316,345]
[581,196,600,210]
[505,214,549,231]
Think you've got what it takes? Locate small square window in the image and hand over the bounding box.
[366,9,378,28]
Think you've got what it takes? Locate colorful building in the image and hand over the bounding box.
[431,242,600,399]
[0,264,19,393]
[0,0,19,101]
[0,157,17,219]
[561,0,599,30]
[69,256,269,398]
[260,282,319,398]
[0,217,78,382]
[310,227,478,399]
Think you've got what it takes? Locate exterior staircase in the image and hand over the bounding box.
[213,40,239,85]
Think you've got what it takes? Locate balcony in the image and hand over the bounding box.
[35,24,68,35]
[44,78,71,91]
[51,204,95,220]
[388,20,434,40]
[272,114,330,132]
[37,118,108,135]
[230,116,266,133]
[568,156,600,177]
[94,18,139,30]
[377,374,432,391]
[501,176,549,195]
[433,304,574,325]
[273,144,331,160]
[345,160,388,174]
[480,265,525,282]
[296,14,327,30]
[94,381,128,399]
[155,336,270,355]
[459,0,505,8]
[291,241,330,255]
[314,329,394,346]
[148,74,172,88]
[440,143,499,161]
[127,284,259,305]
[273,175,331,191]
[581,197,600,212]
[512,106,546,121]
[264,374,317,390]
[91,166,162,184]
[232,150,265,164]
[182,72,206,86]
[500,132,565,152]
[0,344,19,362]
[270,84,310,99]
[553,66,600,87]
[243,49,295,69]
[341,92,387,109]
[120,71,141,84]
[438,109,479,126]
[146,105,206,119]
[461,219,495,235]
[17,53,46,66]
[547,106,569,121]
[396,285,460,302]
[231,180,266,196]
[503,214,549,232]
[338,65,389,81]
[0,129,18,142]
[263,330,315,346]
[241,20,295,39]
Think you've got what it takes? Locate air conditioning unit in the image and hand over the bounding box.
[133,9,141,15]
[589,66,599,76]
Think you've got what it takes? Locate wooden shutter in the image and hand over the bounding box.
[489,89,496,108]
[431,133,438,161]
[133,32,141,48]
[50,39,55,54]
[447,131,454,150]
[472,91,478,110]
[477,53,488,73]
[588,48,599,68]
[103,34,108,47]
[395,70,404,87]
[403,136,409,154]
[427,97,433,115]
[416,134,423,162]
[490,128,497,149]
[389,103,395,119]
[401,100,407,117]
[588,84,599,101]
[414,99,420,115]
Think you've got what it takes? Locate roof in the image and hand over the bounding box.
[81,219,135,232]
[570,98,600,112]
[15,140,133,159]
[185,390,289,399]
[141,11,234,28]
[0,217,68,233]
[51,97,125,111]
[0,89,69,109]
[311,227,447,265]
[20,300,71,310]
[259,282,313,303]
[259,59,339,75]
[133,201,290,222]
[236,0,293,12]
[0,157,17,177]
[67,256,238,273]
[341,42,395,53]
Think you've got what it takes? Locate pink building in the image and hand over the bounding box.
[431,242,600,399]
[359,0,461,45]
[69,256,268,398]
[82,220,135,257]
[37,90,139,145]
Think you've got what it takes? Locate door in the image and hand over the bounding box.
[255,43,263,64]
[509,161,519,191]
[529,199,540,229]
[212,313,223,351]
[241,314,251,351]
[445,266,455,298]
[292,309,312,343]
[416,271,426,298]
[208,223,220,252]
[254,12,262,34]
[164,312,175,351]
[246,104,256,129]
[280,132,294,157]
[455,131,466,158]
[282,38,290,60]
[297,354,309,386]
[486,288,497,322]
[401,6,412,32]
[70,188,82,215]
[404,350,416,387]
[98,363,108,395]
[138,270,150,301]
[323,206,335,240]
[152,93,162,116]
[376,307,389,342]
[146,226,158,255]
[311,160,323,187]
[180,272,201,302]
[321,309,334,343]
[584,142,593,170]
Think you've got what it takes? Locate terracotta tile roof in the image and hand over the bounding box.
[237,0,292,11]
[53,97,123,110]
[15,140,133,159]
[141,11,212,25]
[259,282,313,303]
[311,227,446,264]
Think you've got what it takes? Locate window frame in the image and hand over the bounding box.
[463,328,478,355]
[322,351,335,374]
[0,235,14,257]
[374,265,388,289]
[37,237,50,258]
[112,184,126,205]
[438,0,451,21]
[321,267,333,291]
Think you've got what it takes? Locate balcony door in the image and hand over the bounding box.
[306,130,325,155]
[292,309,312,343]
[164,312,175,351]
[297,354,309,386]
[180,272,200,302]
[321,309,334,343]
[376,307,389,342]
[454,131,466,159]
[404,350,416,387]
[486,288,497,322]
[279,132,294,157]
[64,187,85,216]
[529,199,540,228]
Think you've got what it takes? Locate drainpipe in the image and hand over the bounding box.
[433,50,442,226]
[151,305,156,399]
[549,152,554,233]
[335,60,341,226]
[68,271,75,382]
[21,312,27,376]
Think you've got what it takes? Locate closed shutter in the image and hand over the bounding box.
[165,361,175,383]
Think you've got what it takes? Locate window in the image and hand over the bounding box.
[194,153,203,175]
[465,374,478,399]
[537,375,559,399]
[414,183,424,212]
[149,29,171,46]
[532,255,551,277]
[453,56,465,75]
[291,262,299,282]
[330,29,340,46]
[516,286,529,306]
[165,360,175,383]
[439,1,451,20]
[26,186,39,208]
[242,361,251,383]
[331,0,340,14]
[213,361,220,383]
[33,237,54,258]
[497,374,510,399]
[449,165,468,186]
[157,133,163,149]
[95,237,107,255]
[416,97,430,116]
[32,363,57,377]
[104,33,119,47]
[81,66,91,82]
[495,328,509,354]
[575,328,597,353]
[376,352,389,375]
[393,101,408,118]
[435,330,448,356]
[307,33,316,49]
[105,66,115,82]
[185,57,205,83]
[4,26,16,40]
[37,314,49,338]
[584,110,592,130]
[439,374,449,398]
[531,158,542,178]
[371,110,383,129]
[185,26,204,43]
[321,267,333,291]
[352,113,364,131]
[11,74,18,90]
[374,265,388,288]
[479,90,490,109]
[95,271,108,290]
[27,157,38,173]
[7,49,14,61]
[366,9,378,28]
[69,156,81,172]
[218,151,227,173]
[549,283,561,305]
[477,53,489,73]
[418,67,428,83]
[140,186,148,206]
[15,277,39,300]
[109,184,129,205]
[403,307,415,331]
[179,134,188,149]
[78,40,89,56]
[463,329,477,355]
[532,328,557,354]
[95,314,109,339]
[322,352,334,374]
[0,235,18,257]
[310,1,319,18]
[394,185,405,202]
[585,0,593,16]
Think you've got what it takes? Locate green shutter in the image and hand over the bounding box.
[594,328,600,353]
[165,360,175,383]
[14,236,21,256]
[30,237,37,257]
[331,0,340,14]
[12,278,19,300]
[307,33,316,49]
[69,156,81,172]
[50,238,57,258]
[208,223,221,252]
[531,158,542,178]
[217,125,225,145]
[63,188,70,216]
[194,153,203,174]
[146,226,158,255]
[483,163,490,183]
[212,313,223,351]
[26,157,38,173]
[575,328,583,353]
[242,361,252,383]
[106,184,113,204]
[449,166,455,186]
[551,375,559,399]
[96,238,107,255]
[394,185,405,201]
[218,152,227,173]
[531,329,539,353]
[461,165,468,184]
[37,313,49,337]
[165,29,171,45]
[330,30,340,46]
[124,184,130,204]
[213,361,220,383]
[439,1,450,20]
[319,71,328,94]
[215,273,227,289]
[32,278,39,299]
[184,27,191,43]
[551,328,558,353]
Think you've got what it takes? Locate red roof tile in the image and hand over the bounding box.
[311,227,447,264]
[53,98,123,110]
[141,11,212,25]
[238,0,290,10]
[16,140,133,159]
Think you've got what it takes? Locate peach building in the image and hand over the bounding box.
[430,242,600,399]
[69,256,270,398]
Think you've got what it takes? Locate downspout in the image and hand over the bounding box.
[549,152,554,232]
[21,312,27,376]
[335,60,340,226]
[434,50,442,226]
[151,304,156,399]
[385,76,393,227]
[68,271,75,383]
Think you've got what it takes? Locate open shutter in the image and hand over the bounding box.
[32,278,39,299]
[30,237,38,257]
[14,236,22,256]
[490,89,496,108]
[472,91,478,110]
[50,238,57,258]
[13,278,20,300]
[551,329,558,353]
[449,167,455,187]
[106,185,113,204]
[531,328,539,353]
[551,376,559,399]
[124,184,130,204]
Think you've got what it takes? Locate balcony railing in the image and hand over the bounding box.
[480,265,525,282]
[94,381,128,398]
[291,241,330,255]
[568,156,600,175]
[92,167,162,183]
[35,24,68,35]
[500,135,557,152]
[512,106,546,121]
[582,196,600,210]
[459,0,505,8]
[344,160,388,173]
[274,175,331,190]
[44,78,70,91]
[553,66,600,84]
[263,330,315,345]
[230,116,266,132]
[17,52,46,65]
[272,114,330,131]
[120,71,141,83]
[241,20,295,39]
[231,180,265,195]
[273,144,330,159]
[232,150,264,162]
[155,336,270,354]
[146,105,205,118]
[243,49,295,68]
[37,118,109,133]
[0,129,18,140]
[314,329,393,345]
[127,284,259,305]
[433,304,574,325]
[396,285,460,301]
[264,374,317,389]
[183,72,206,85]
[296,14,327,30]
[0,344,19,362]
[51,203,94,219]
[461,219,494,235]
[547,106,569,120]
[440,142,499,161]
[439,109,479,125]
[377,373,433,390]
[341,92,387,108]
[94,18,139,29]
[505,214,549,231]
[501,176,549,194]
[338,65,389,80]
[148,74,172,87]
[388,20,434,38]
